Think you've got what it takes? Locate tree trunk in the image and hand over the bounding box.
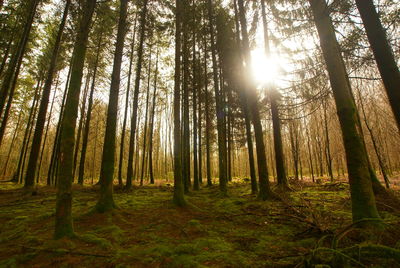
[37,76,60,183]
[23,0,71,188]
[204,44,212,187]
[140,53,152,186]
[238,0,272,200]
[2,108,22,177]
[270,90,288,188]
[193,31,199,191]
[233,0,257,193]
[323,99,334,182]
[95,0,128,213]
[117,17,137,186]
[0,0,39,122]
[72,72,90,180]
[54,0,96,239]
[78,36,101,185]
[207,0,227,194]
[126,0,149,189]
[355,0,400,132]
[173,0,186,206]
[309,0,380,222]
[149,50,159,185]
[15,79,42,183]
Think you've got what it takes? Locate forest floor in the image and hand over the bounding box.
[0,178,400,267]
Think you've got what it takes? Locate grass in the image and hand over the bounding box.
[0,178,399,267]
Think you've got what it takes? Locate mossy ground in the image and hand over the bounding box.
[0,178,399,267]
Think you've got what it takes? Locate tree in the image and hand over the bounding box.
[24,0,71,188]
[206,0,227,194]
[308,0,380,223]
[126,0,149,189]
[172,0,186,207]
[237,0,272,200]
[355,0,400,132]
[54,0,96,239]
[260,0,288,189]
[96,0,129,213]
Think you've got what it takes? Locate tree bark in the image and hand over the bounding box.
[95,0,128,213]
[355,0,400,132]
[126,0,149,189]
[117,17,137,186]
[78,36,102,185]
[54,0,96,239]
[207,0,227,194]
[237,0,272,200]
[173,0,186,206]
[149,50,159,185]
[24,0,70,188]
[309,0,380,222]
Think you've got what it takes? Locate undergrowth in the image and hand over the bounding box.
[0,179,399,267]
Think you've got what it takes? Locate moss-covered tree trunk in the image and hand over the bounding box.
[55,0,96,239]
[309,0,380,222]
[95,0,128,213]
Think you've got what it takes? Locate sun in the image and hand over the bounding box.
[251,49,281,87]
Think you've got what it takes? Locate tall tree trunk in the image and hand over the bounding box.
[24,0,70,188]
[204,44,212,187]
[323,99,334,182]
[261,0,288,189]
[309,0,380,222]
[149,50,159,185]
[95,0,128,213]
[15,78,42,183]
[0,0,39,122]
[237,0,272,200]
[355,0,400,132]
[72,72,90,180]
[207,0,227,194]
[270,90,288,188]
[173,0,186,206]
[193,31,199,191]
[118,17,137,186]
[78,36,101,185]
[2,108,22,177]
[198,81,203,185]
[140,53,152,186]
[182,2,191,193]
[37,76,60,183]
[233,0,257,193]
[126,0,149,189]
[356,87,390,188]
[54,0,96,239]
[47,57,73,185]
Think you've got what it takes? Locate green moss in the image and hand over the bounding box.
[78,233,113,249]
